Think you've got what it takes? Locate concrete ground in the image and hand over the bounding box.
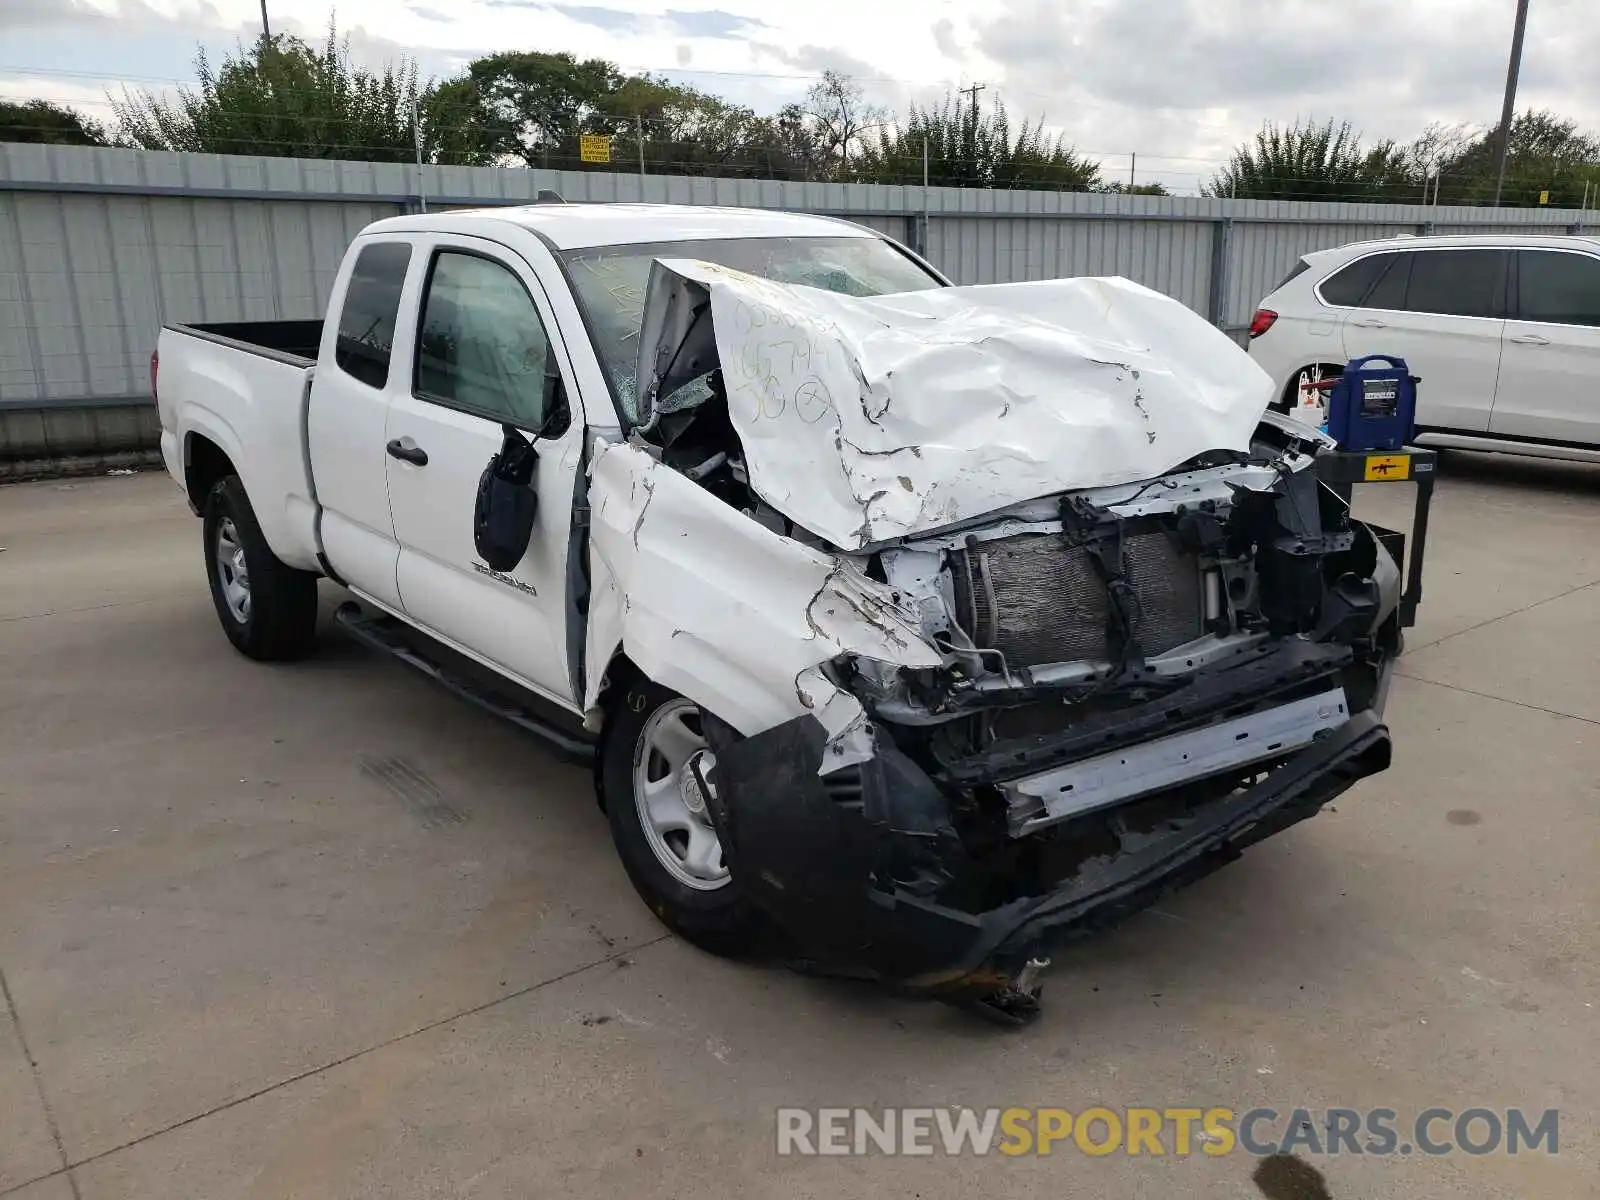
[1,458,1596,1200]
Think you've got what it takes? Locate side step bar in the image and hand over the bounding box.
[334,602,596,765]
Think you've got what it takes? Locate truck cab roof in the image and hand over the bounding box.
[363,203,875,250]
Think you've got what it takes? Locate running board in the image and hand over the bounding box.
[334,603,596,764]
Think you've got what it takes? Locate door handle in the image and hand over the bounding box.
[386,437,429,466]
[1351,318,1388,329]
[1508,333,1550,346]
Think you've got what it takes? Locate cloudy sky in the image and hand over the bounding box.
[3,0,1597,192]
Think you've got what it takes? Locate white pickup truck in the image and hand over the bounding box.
[155,203,1402,1019]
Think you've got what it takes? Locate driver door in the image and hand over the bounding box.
[384,236,584,706]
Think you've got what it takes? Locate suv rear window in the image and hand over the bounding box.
[1318,253,1395,306]
[335,242,413,389]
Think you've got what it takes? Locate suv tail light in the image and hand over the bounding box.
[150,349,159,401]
[1247,308,1278,338]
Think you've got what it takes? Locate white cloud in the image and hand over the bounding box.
[4,0,1597,194]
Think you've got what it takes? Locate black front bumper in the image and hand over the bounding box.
[703,703,1391,1003]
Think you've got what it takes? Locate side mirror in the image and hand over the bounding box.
[473,425,540,572]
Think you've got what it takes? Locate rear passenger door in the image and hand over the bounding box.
[383,236,586,706]
[1337,248,1509,432]
[1489,248,1600,445]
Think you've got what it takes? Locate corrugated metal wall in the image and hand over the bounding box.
[1,143,1591,457]
[0,189,398,406]
[924,216,1214,312]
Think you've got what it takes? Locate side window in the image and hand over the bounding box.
[1319,253,1394,306]
[1403,249,1506,318]
[1517,250,1600,326]
[1275,259,1312,290]
[1362,252,1412,310]
[334,242,412,389]
[414,251,562,431]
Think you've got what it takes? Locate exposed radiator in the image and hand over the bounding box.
[951,530,1204,667]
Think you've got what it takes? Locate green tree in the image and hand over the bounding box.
[1099,181,1171,196]
[0,99,108,146]
[113,23,422,160]
[1426,110,1600,207]
[853,93,1100,191]
[455,50,624,168]
[418,75,514,166]
[1207,119,1413,202]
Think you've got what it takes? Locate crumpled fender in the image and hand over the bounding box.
[582,442,940,769]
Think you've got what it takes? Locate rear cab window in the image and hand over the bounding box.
[334,242,413,389]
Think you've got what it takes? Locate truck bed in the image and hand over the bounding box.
[169,319,325,365]
[156,320,324,574]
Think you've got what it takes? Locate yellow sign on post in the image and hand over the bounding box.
[579,134,612,164]
[1538,190,1550,206]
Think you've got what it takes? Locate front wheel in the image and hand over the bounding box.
[202,475,319,661]
[600,679,767,957]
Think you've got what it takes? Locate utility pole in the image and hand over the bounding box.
[259,0,271,41]
[1492,0,1531,207]
[1129,151,1136,191]
[958,82,986,129]
[920,135,930,257]
[412,97,427,212]
[958,82,984,178]
[637,114,647,187]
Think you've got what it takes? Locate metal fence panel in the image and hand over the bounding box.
[1226,220,1405,326]
[1,143,1591,420]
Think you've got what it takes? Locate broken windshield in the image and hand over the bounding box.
[561,235,943,424]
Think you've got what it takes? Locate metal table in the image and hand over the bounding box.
[1314,445,1437,629]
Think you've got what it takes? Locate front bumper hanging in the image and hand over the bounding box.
[702,701,1391,1009]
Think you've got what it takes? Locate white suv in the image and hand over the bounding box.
[1247,233,1600,462]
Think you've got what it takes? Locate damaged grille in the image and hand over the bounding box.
[951,530,1203,667]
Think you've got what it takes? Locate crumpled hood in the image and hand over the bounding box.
[636,259,1274,551]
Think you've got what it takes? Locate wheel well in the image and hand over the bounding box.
[1277,362,1346,410]
[184,434,236,512]
[589,652,644,813]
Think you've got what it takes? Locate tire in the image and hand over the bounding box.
[202,475,319,661]
[600,678,768,957]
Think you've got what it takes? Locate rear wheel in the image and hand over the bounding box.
[600,679,767,957]
[202,475,319,661]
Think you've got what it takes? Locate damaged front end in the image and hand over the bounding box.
[696,431,1398,1018]
[590,260,1401,1018]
